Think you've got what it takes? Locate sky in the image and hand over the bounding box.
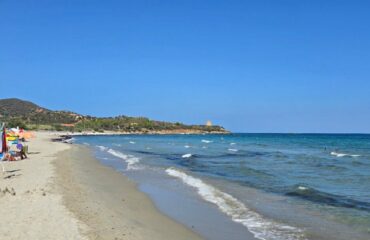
[1,0,370,133]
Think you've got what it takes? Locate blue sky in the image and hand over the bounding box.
[1,0,370,133]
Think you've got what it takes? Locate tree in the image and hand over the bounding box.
[7,118,27,129]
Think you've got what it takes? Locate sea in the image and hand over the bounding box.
[74,134,370,240]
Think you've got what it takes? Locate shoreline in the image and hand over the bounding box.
[0,131,203,240]
[3,131,368,239]
[51,130,230,137]
[54,142,203,240]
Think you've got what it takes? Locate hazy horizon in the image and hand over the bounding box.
[1,1,370,133]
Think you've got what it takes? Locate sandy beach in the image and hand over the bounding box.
[0,132,86,239]
[0,132,202,240]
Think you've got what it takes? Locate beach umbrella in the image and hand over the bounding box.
[6,133,18,142]
[10,128,19,134]
[19,131,34,139]
[1,128,7,153]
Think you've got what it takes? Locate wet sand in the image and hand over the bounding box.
[54,144,203,240]
[0,132,203,239]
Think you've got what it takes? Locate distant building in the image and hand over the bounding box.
[206,120,212,126]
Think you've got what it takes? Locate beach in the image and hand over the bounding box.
[2,1,369,239]
[0,132,202,240]
[0,131,86,239]
[74,133,370,240]
[1,131,369,240]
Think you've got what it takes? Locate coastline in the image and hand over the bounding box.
[54,141,203,240]
[2,131,368,240]
[55,130,230,137]
[0,131,203,240]
[74,133,370,240]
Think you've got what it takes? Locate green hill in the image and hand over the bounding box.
[0,98,228,133]
[0,98,82,126]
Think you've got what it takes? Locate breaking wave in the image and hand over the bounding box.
[330,152,360,157]
[96,145,108,151]
[166,168,305,240]
[106,149,140,170]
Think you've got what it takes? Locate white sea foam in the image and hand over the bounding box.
[63,138,74,144]
[201,139,213,143]
[331,152,360,158]
[202,146,208,149]
[107,149,128,160]
[331,152,346,157]
[97,145,108,151]
[182,153,193,158]
[166,168,304,240]
[230,142,236,145]
[297,186,308,191]
[107,149,140,170]
[129,141,136,144]
[228,148,239,152]
[184,145,191,148]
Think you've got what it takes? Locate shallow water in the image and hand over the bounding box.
[75,134,370,240]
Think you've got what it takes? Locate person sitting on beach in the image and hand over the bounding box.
[6,144,22,161]
[3,152,16,161]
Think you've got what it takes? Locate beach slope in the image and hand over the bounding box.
[0,132,87,239]
[0,132,202,240]
[54,143,203,240]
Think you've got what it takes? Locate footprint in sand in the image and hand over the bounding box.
[0,187,16,196]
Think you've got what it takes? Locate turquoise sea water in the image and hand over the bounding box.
[75,134,370,240]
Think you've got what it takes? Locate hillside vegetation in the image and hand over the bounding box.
[0,98,228,133]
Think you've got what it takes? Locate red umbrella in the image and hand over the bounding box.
[1,127,7,153]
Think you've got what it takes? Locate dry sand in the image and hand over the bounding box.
[0,131,203,240]
[0,131,87,240]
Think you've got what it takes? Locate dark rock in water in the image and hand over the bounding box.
[51,135,72,142]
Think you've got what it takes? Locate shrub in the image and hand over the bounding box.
[7,118,27,129]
